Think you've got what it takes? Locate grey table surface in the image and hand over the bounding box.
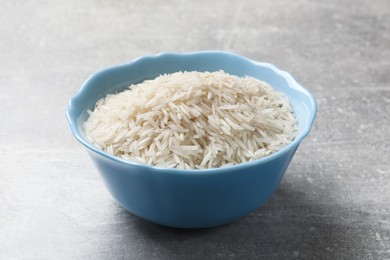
[1,0,389,259]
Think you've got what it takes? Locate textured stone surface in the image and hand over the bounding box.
[1,0,389,259]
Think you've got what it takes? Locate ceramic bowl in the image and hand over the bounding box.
[66,51,316,228]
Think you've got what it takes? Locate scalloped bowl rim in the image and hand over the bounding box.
[66,51,317,175]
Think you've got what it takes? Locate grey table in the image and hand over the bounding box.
[1,0,389,259]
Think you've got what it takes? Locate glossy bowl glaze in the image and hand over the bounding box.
[66,51,316,228]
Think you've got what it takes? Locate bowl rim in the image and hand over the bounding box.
[66,51,317,175]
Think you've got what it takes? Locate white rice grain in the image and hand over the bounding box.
[84,70,298,169]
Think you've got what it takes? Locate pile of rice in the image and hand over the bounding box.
[84,70,297,170]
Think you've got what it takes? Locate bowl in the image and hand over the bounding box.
[66,51,316,228]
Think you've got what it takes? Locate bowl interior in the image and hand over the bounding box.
[67,51,316,169]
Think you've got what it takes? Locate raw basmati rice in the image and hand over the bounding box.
[84,70,298,169]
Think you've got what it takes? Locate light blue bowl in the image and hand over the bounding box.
[66,51,316,228]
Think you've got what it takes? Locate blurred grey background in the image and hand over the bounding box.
[1,0,389,259]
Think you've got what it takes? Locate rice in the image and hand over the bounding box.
[84,70,298,169]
